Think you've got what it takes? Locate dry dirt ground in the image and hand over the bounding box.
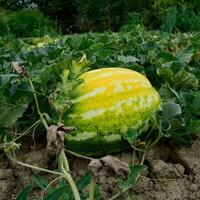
[0,136,200,200]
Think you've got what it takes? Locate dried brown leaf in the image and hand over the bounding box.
[12,62,30,77]
[46,124,76,157]
[88,155,130,179]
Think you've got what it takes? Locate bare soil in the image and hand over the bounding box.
[1,136,200,200]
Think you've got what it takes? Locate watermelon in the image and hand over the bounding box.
[65,68,161,156]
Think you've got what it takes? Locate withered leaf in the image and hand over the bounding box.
[46,124,76,157]
[12,62,30,77]
[88,155,130,179]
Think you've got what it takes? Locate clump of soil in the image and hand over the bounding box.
[0,137,200,200]
[132,139,200,200]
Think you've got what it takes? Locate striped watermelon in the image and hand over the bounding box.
[65,68,161,156]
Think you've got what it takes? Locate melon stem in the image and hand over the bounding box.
[59,151,81,200]
[89,177,96,200]
[28,78,48,130]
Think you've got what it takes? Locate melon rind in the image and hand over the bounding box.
[65,68,161,156]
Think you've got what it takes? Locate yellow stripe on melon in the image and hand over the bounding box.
[65,67,161,156]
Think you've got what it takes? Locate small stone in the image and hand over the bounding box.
[132,176,153,193]
[189,184,198,191]
[150,160,184,179]
[174,164,185,176]
[172,140,200,174]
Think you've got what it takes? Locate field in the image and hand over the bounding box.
[0,27,200,200]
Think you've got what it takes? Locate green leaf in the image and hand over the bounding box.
[190,120,200,134]
[49,55,89,114]
[117,55,139,63]
[162,102,182,119]
[176,51,193,63]
[173,69,199,90]
[48,69,71,113]
[157,51,177,63]
[44,186,71,200]
[90,43,104,50]
[123,128,138,145]
[181,92,195,106]
[16,185,32,200]
[71,54,90,78]
[0,74,17,86]
[32,174,54,193]
[94,186,102,200]
[0,103,28,128]
[34,58,72,90]
[158,86,175,100]
[193,92,200,108]
[76,171,92,191]
[157,67,173,85]
[66,35,83,51]
[119,165,147,190]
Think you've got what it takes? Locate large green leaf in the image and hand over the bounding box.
[0,102,28,128]
[162,102,182,119]
[173,69,199,90]
[176,51,193,63]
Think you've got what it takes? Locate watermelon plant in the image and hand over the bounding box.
[0,28,200,199]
